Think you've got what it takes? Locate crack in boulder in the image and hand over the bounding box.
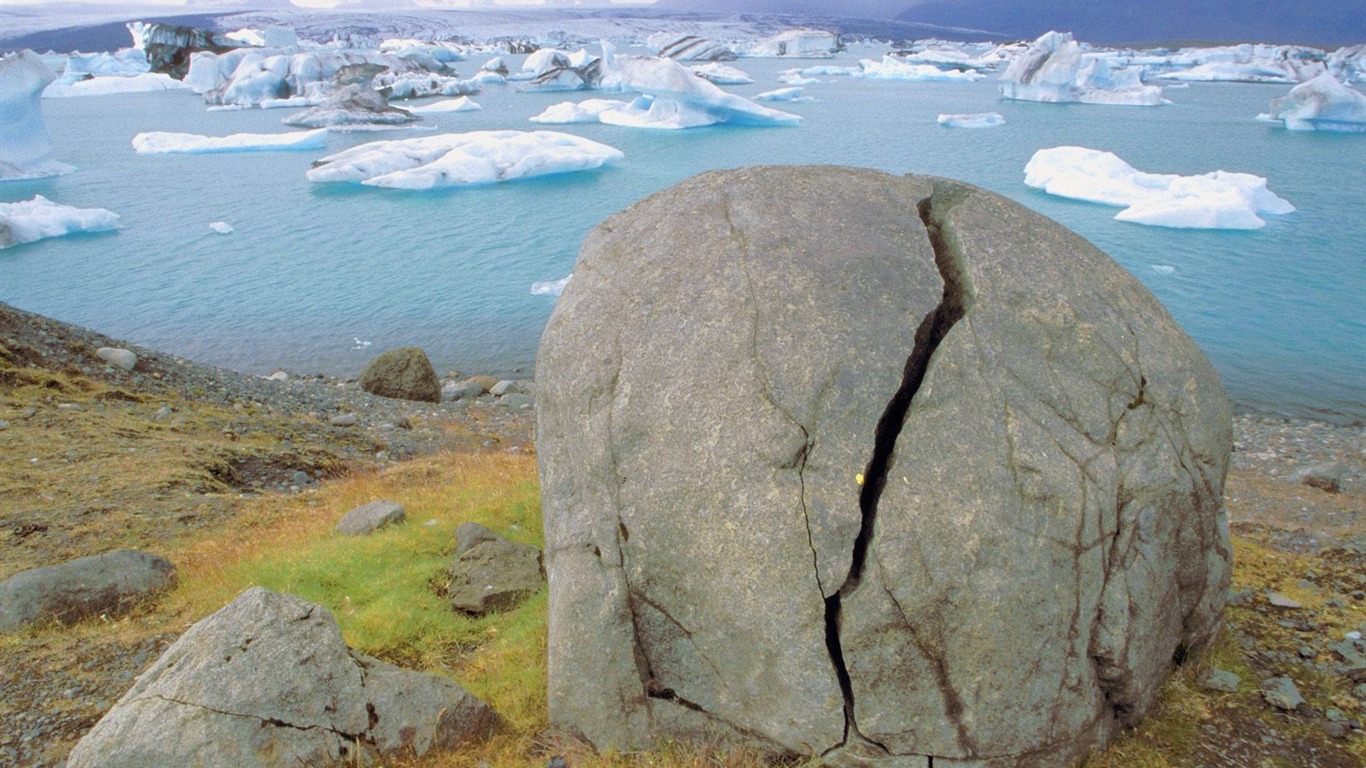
[822,180,976,758]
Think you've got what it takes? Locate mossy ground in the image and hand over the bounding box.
[2,359,1363,767]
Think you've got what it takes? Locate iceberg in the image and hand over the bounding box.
[64,49,150,78]
[0,196,119,249]
[649,34,736,62]
[777,70,820,85]
[1,50,74,181]
[524,47,800,130]
[305,130,623,190]
[43,73,192,98]
[1024,146,1294,230]
[132,129,328,154]
[1152,44,1327,84]
[408,96,482,114]
[938,112,1005,128]
[283,64,418,129]
[755,87,812,102]
[690,63,753,85]
[1001,31,1165,106]
[1266,72,1366,132]
[744,30,841,59]
[190,47,460,109]
[1328,45,1366,85]
[856,56,984,81]
[530,99,629,124]
[209,221,233,234]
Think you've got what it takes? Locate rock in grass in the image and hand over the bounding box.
[359,346,441,403]
[1260,676,1306,711]
[95,346,137,371]
[0,550,176,633]
[337,499,405,536]
[536,166,1233,764]
[446,527,544,615]
[1289,463,1343,493]
[1202,668,1241,693]
[65,587,499,768]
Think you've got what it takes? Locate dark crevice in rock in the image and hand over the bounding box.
[822,181,976,756]
[150,693,372,747]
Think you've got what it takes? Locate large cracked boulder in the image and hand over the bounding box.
[535,166,1232,767]
[66,586,498,767]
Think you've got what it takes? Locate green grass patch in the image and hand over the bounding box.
[209,468,544,669]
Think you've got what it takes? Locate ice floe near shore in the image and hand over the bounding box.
[1001,31,1165,106]
[132,129,328,154]
[0,196,119,249]
[1,51,74,181]
[1265,72,1366,132]
[305,130,622,189]
[1025,146,1294,230]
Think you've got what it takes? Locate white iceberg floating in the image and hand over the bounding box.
[855,56,984,81]
[744,30,840,59]
[64,49,150,78]
[527,47,800,130]
[43,72,191,98]
[1001,31,1165,106]
[0,195,119,249]
[1266,72,1366,132]
[530,99,629,124]
[1152,44,1327,84]
[938,112,1005,128]
[689,63,753,85]
[1,50,74,181]
[132,128,327,154]
[531,274,572,296]
[209,221,233,234]
[755,87,812,102]
[1024,146,1294,230]
[407,96,482,114]
[306,130,623,190]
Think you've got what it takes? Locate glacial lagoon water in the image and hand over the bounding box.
[2,51,1363,422]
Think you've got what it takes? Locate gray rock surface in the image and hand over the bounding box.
[1260,676,1306,711]
[359,346,441,403]
[1202,668,1241,693]
[446,527,544,615]
[443,380,485,402]
[1289,462,1343,493]
[0,550,176,633]
[337,499,405,535]
[535,166,1232,766]
[65,587,497,767]
[95,346,137,371]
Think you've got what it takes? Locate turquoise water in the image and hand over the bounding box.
[2,52,1363,422]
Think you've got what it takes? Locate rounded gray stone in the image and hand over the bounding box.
[95,347,137,372]
[336,499,405,536]
[535,166,1232,766]
[0,550,176,633]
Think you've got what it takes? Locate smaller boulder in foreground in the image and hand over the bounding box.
[65,586,499,768]
[0,550,175,633]
[337,499,405,535]
[447,523,544,615]
[359,346,441,402]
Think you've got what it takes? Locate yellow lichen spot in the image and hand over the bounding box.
[856,473,864,486]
